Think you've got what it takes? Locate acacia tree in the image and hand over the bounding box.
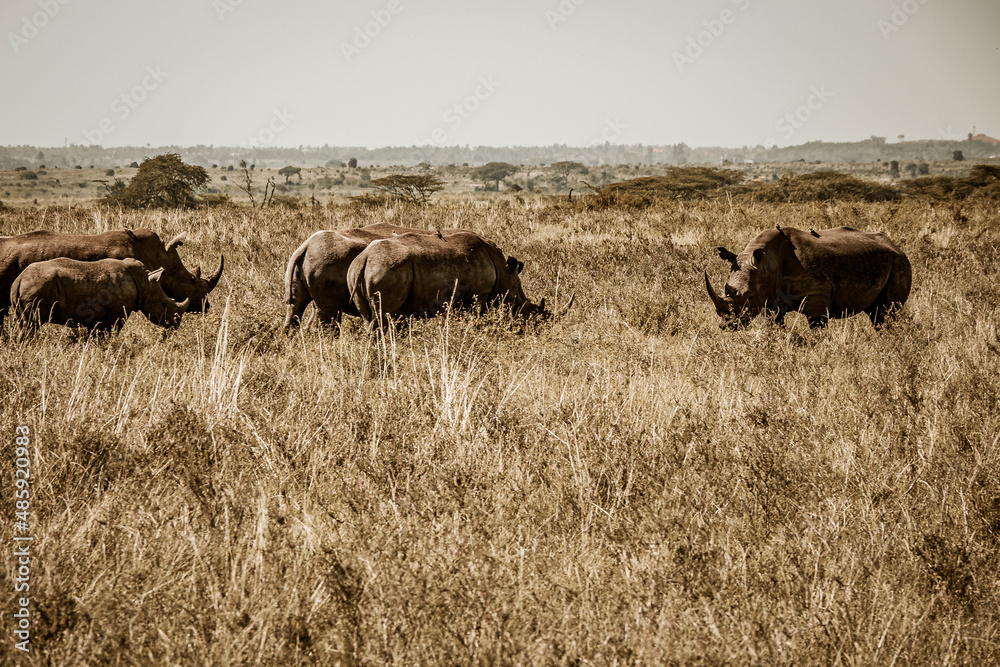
[99,153,209,208]
[278,166,302,183]
[370,174,445,204]
[472,162,518,191]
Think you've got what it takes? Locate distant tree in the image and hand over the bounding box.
[348,157,358,169]
[129,161,139,168]
[99,153,209,209]
[105,169,115,177]
[918,163,930,175]
[905,163,918,178]
[325,159,346,168]
[472,162,518,191]
[888,160,900,179]
[278,166,302,183]
[370,174,445,204]
[551,161,586,177]
[952,150,965,161]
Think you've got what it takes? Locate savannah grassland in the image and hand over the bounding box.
[1,182,1000,665]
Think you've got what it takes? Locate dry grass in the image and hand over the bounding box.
[2,195,1000,664]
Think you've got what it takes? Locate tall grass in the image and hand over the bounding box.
[2,196,999,664]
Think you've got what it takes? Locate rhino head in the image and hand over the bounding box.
[501,256,574,319]
[158,232,224,312]
[139,267,190,328]
[705,246,769,329]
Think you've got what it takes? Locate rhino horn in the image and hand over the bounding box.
[165,232,188,252]
[176,297,190,311]
[705,271,729,317]
[553,292,575,318]
[207,256,224,290]
[193,266,201,278]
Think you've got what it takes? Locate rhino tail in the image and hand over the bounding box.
[347,254,373,323]
[284,238,312,306]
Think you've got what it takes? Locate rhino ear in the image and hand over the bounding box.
[717,247,739,270]
[148,268,165,283]
[750,248,765,268]
[506,256,523,275]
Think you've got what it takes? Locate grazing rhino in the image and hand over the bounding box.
[347,231,572,325]
[0,229,222,330]
[10,258,190,334]
[284,223,461,330]
[705,225,911,329]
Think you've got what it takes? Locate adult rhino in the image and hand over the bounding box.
[0,229,222,330]
[10,258,189,334]
[347,231,571,325]
[284,223,460,330]
[705,225,911,329]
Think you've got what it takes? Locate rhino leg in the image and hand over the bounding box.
[797,294,831,329]
[284,300,310,330]
[312,307,344,332]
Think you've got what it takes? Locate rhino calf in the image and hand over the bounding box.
[706,225,911,329]
[10,257,190,334]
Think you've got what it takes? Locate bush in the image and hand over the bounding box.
[99,153,210,209]
[18,170,38,180]
[735,171,898,203]
[588,166,743,207]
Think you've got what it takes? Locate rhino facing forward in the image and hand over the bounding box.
[705,226,911,329]
[10,258,190,334]
[347,231,564,325]
[284,223,460,330]
[0,229,223,330]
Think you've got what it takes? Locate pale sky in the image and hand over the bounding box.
[2,0,998,148]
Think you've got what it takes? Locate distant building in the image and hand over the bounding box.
[971,134,1000,145]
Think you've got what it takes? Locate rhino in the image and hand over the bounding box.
[705,225,911,328]
[284,223,461,330]
[10,257,190,334]
[0,229,222,330]
[347,231,572,325]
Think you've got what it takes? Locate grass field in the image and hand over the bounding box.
[2,189,999,664]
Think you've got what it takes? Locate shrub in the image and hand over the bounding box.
[99,153,210,209]
[734,171,898,203]
[18,170,38,180]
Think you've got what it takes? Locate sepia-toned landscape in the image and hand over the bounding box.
[2,158,999,663]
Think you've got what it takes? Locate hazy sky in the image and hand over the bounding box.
[2,0,998,148]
